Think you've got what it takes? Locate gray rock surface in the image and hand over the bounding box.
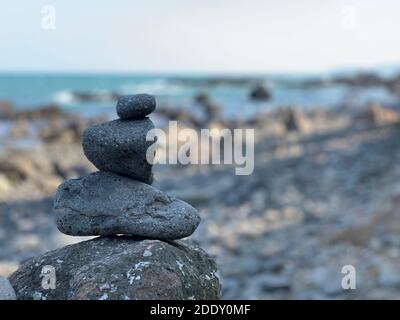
[82,118,155,183]
[9,236,221,300]
[116,94,156,120]
[0,276,16,300]
[54,171,201,239]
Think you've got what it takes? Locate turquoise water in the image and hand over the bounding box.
[0,73,396,118]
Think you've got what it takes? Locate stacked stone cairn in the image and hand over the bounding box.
[9,94,221,300]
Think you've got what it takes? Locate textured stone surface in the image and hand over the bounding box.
[9,236,221,300]
[0,276,16,300]
[54,171,201,239]
[116,94,156,120]
[82,118,154,183]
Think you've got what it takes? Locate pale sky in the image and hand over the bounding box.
[1,0,400,73]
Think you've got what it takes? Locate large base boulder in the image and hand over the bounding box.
[9,236,221,300]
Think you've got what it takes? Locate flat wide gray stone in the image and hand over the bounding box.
[82,118,154,184]
[116,94,156,120]
[9,237,221,300]
[54,171,201,239]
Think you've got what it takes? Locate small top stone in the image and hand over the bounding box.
[116,94,156,119]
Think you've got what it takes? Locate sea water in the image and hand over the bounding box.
[0,73,396,119]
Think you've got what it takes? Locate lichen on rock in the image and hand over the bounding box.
[9,236,221,300]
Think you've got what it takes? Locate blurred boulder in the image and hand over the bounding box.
[388,74,400,96]
[194,92,209,104]
[69,91,119,103]
[0,150,59,187]
[40,119,84,144]
[0,157,36,183]
[333,72,388,87]
[0,101,16,119]
[7,120,30,138]
[39,114,109,144]
[13,104,69,121]
[0,262,19,278]
[279,108,312,133]
[52,162,90,180]
[249,85,271,101]
[0,174,12,192]
[358,104,399,125]
[10,236,221,300]
[328,194,400,246]
[157,107,197,124]
[194,92,221,124]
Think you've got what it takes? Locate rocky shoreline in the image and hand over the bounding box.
[5,95,220,300]
[1,100,400,299]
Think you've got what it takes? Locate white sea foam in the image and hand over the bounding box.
[120,80,187,96]
[53,90,76,104]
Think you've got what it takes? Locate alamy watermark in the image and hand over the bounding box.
[41,5,56,30]
[41,265,56,290]
[341,265,356,290]
[146,121,255,175]
[340,5,357,31]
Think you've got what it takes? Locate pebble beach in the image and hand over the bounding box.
[1,81,400,298]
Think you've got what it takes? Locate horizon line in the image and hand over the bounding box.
[0,62,399,77]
